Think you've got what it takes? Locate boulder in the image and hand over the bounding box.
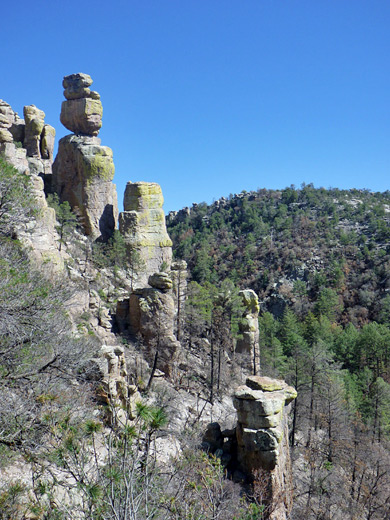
[148,272,173,292]
[40,124,56,160]
[60,97,103,136]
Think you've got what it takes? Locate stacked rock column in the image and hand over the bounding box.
[233,376,297,520]
[52,73,118,241]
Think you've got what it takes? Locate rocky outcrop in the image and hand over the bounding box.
[0,100,64,270]
[119,182,172,286]
[91,345,140,426]
[116,272,180,377]
[235,289,260,374]
[53,73,118,241]
[22,105,56,193]
[0,100,29,174]
[233,376,297,520]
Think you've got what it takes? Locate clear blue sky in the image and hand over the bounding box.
[2,1,389,213]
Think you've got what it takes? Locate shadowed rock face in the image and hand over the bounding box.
[119,182,173,286]
[53,73,118,240]
[233,376,297,520]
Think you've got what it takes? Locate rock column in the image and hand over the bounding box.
[119,182,173,286]
[233,376,297,520]
[236,289,260,374]
[52,73,118,240]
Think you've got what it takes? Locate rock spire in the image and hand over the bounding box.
[53,73,118,241]
[119,181,173,286]
[233,376,297,520]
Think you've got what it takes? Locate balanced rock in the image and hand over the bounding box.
[60,73,102,135]
[233,376,297,520]
[119,182,173,286]
[53,73,118,240]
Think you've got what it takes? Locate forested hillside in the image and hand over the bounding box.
[168,184,390,519]
[168,184,390,326]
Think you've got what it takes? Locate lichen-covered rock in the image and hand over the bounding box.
[232,377,297,520]
[148,272,173,292]
[246,375,286,392]
[0,128,13,143]
[40,124,56,160]
[63,72,93,97]
[53,134,118,240]
[60,73,103,135]
[119,182,172,286]
[53,74,118,240]
[60,97,103,136]
[23,105,45,158]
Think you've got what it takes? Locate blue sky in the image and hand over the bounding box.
[2,1,389,212]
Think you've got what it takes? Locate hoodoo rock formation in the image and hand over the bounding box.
[117,271,180,377]
[233,376,297,520]
[119,182,173,286]
[236,289,260,373]
[53,73,118,241]
[92,345,141,426]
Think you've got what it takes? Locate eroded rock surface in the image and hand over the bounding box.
[233,375,297,520]
[53,73,118,240]
[119,182,172,286]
